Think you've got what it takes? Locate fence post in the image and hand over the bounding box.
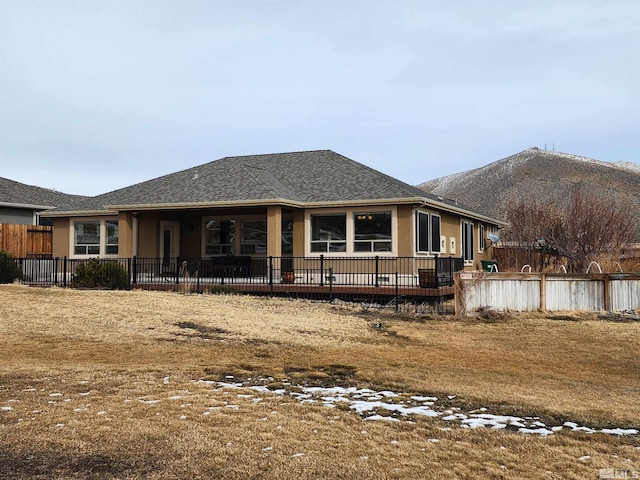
[132,256,137,285]
[53,257,58,286]
[328,266,333,303]
[175,257,180,285]
[375,256,379,288]
[434,254,439,287]
[395,271,399,312]
[320,255,324,287]
[269,256,274,297]
[63,256,67,288]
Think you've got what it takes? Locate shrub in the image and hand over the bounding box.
[0,251,22,284]
[73,259,130,290]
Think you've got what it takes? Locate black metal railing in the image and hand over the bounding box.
[3,255,464,313]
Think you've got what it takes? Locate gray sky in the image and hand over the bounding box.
[1,0,638,196]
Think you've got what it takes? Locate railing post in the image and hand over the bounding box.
[63,256,67,288]
[196,259,201,293]
[269,256,274,297]
[328,266,333,303]
[175,256,180,285]
[434,254,439,287]
[320,255,324,287]
[375,256,379,288]
[395,271,399,312]
[132,256,137,285]
[53,257,58,286]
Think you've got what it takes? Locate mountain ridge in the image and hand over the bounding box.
[416,148,640,228]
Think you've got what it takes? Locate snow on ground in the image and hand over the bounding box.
[2,378,637,439]
[201,379,639,437]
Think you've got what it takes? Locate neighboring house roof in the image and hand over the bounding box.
[45,150,506,225]
[0,176,86,211]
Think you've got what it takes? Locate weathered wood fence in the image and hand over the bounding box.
[455,272,640,315]
[0,224,53,258]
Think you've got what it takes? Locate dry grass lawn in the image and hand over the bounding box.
[0,285,638,479]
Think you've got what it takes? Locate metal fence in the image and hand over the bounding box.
[2,255,464,314]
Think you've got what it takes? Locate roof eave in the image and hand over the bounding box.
[0,201,55,210]
[42,209,119,218]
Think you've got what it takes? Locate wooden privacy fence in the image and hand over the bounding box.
[455,272,640,315]
[0,224,53,258]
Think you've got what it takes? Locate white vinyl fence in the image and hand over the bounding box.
[455,272,640,315]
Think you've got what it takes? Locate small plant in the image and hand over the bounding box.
[0,250,22,284]
[73,259,130,290]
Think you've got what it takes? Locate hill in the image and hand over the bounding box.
[417,148,640,227]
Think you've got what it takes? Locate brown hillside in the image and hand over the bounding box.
[417,148,640,232]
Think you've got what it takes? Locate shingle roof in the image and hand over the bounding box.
[48,150,505,224]
[0,177,86,210]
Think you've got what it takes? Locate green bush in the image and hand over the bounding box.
[0,251,22,284]
[73,259,130,290]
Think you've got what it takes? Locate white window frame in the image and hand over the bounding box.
[478,224,486,253]
[70,217,119,259]
[304,207,397,257]
[415,210,441,255]
[202,214,270,257]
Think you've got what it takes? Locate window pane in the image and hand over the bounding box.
[205,219,236,255]
[431,215,441,253]
[282,218,293,255]
[240,220,267,254]
[373,241,392,252]
[311,215,346,241]
[416,212,429,252]
[354,212,391,240]
[105,220,119,255]
[311,214,346,252]
[75,221,100,246]
[354,242,371,252]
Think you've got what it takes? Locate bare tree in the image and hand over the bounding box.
[543,187,639,272]
[501,187,639,272]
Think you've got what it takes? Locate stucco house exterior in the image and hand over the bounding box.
[44,150,505,278]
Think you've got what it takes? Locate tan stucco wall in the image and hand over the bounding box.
[292,210,305,257]
[118,212,134,258]
[440,212,460,256]
[267,206,282,257]
[179,213,202,258]
[52,218,70,257]
[396,205,413,257]
[137,213,158,257]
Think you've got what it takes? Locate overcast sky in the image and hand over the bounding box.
[1,1,638,196]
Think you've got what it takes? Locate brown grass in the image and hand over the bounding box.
[1,285,638,479]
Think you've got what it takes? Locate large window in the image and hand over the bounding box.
[462,221,474,263]
[72,219,118,257]
[240,220,267,254]
[415,211,441,254]
[310,214,346,252]
[205,219,235,255]
[354,212,392,252]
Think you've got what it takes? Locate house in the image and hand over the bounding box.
[0,177,85,226]
[43,150,505,278]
